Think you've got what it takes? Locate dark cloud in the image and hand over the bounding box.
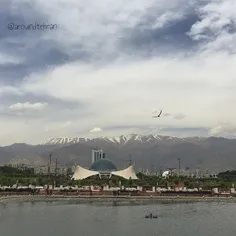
[119,11,201,57]
[0,3,90,83]
[0,0,207,86]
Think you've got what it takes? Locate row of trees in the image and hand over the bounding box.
[72,173,233,190]
[0,167,235,190]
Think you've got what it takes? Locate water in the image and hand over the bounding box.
[1,200,236,236]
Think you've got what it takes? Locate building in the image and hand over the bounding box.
[90,158,117,172]
[72,158,138,180]
[72,149,138,180]
[92,149,106,163]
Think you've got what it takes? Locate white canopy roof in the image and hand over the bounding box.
[72,164,138,180]
[111,165,138,180]
[72,164,99,180]
[162,170,170,177]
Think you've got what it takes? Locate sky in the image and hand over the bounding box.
[0,0,236,145]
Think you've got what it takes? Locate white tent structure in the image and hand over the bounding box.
[111,166,138,180]
[72,164,138,180]
[162,170,170,178]
[72,164,99,180]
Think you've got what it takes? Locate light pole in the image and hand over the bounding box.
[48,153,52,187]
[178,158,180,176]
[48,153,52,174]
[129,154,132,166]
[53,157,58,189]
[55,158,58,177]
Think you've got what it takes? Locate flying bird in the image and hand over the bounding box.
[152,110,162,118]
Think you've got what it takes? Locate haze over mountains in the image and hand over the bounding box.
[0,134,236,172]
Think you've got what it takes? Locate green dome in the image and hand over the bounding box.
[90,159,117,172]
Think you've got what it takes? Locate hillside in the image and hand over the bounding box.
[0,134,235,172]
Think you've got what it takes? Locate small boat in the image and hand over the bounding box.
[145,213,158,219]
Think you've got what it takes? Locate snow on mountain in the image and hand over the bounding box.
[41,137,91,145]
[42,134,206,145]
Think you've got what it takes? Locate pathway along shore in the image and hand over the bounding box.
[1,194,236,204]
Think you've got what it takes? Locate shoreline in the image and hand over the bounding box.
[1,195,236,205]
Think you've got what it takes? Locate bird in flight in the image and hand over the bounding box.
[152,109,162,118]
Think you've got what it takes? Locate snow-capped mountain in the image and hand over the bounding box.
[42,137,91,145]
[42,134,206,145]
[1,134,235,172]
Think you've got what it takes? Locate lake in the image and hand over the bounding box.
[0,200,236,236]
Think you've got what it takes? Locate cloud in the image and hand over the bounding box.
[163,113,171,117]
[2,51,236,144]
[9,102,47,111]
[209,123,236,138]
[89,127,103,133]
[0,102,48,117]
[152,11,184,29]
[187,0,236,53]
[0,53,23,65]
[161,127,209,137]
[45,121,71,132]
[173,113,187,120]
[0,86,23,96]
[0,0,235,145]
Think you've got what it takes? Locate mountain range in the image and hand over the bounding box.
[0,134,236,172]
